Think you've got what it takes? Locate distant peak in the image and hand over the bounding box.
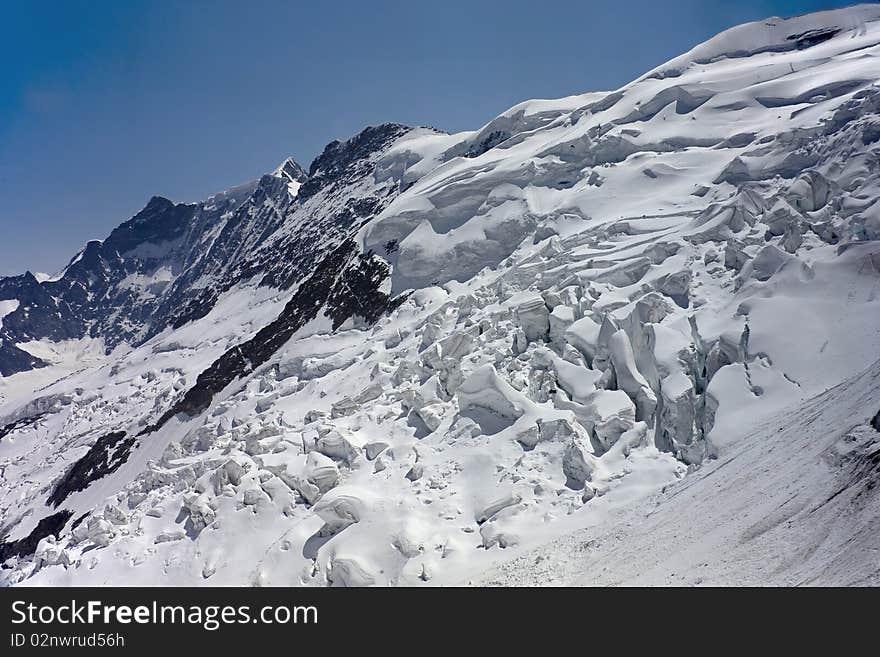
[144,195,175,211]
[273,157,308,184]
[307,123,412,179]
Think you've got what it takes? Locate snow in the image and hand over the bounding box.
[2,5,880,586]
[0,299,19,330]
[476,358,880,586]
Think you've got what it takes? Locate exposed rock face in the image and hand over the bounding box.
[0,413,45,442]
[0,123,411,377]
[47,432,135,507]
[0,511,73,562]
[144,241,405,430]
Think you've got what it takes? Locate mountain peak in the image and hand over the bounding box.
[299,123,412,199]
[272,157,308,184]
[272,157,309,199]
[144,195,175,210]
[308,123,411,177]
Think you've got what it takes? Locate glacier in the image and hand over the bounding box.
[1,5,879,586]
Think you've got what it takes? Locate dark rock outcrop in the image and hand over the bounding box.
[0,413,45,442]
[0,510,72,562]
[144,240,405,431]
[46,431,135,508]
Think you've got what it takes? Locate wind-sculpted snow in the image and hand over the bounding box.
[1,5,880,586]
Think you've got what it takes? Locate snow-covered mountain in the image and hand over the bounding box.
[1,5,879,586]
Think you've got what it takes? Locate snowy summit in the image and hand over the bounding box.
[1,5,879,586]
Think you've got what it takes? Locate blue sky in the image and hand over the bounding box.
[0,0,862,275]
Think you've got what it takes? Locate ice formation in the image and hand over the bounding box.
[1,5,879,585]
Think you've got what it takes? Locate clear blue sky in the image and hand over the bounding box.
[0,0,862,275]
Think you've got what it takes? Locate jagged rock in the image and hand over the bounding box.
[0,510,73,564]
[47,431,137,508]
[0,127,408,377]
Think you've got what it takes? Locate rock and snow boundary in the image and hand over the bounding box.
[1,5,880,586]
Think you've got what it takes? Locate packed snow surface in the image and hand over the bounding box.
[1,5,880,586]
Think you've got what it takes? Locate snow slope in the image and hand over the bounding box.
[476,358,880,586]
[1,5,879,586]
